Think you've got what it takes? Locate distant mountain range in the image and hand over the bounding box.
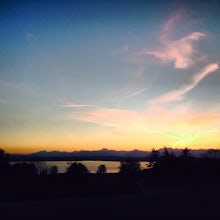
[9,148,215,161]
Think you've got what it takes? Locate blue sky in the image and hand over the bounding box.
[1,0,220,153]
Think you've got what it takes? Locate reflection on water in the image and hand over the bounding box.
[45,161,149,173]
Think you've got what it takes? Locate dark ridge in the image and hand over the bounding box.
[9,148,217,161]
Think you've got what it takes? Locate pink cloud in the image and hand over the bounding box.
[190,113,220,126]
[144,105,220,130]
[139,32,206,69]
[160,9,185,43]
[137,9,207,69]
[150,63,219,103]
[68,105,220,133]
[71,108,140,124]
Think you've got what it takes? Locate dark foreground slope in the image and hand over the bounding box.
[2,151,220,220]
[0,187,220,220]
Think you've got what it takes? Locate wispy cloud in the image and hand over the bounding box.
[190,113,220,126]
[160,9,185,43]
[138,32,206,69]
[68,104,220,133]
[137,9,207,69]
[61,103,90,108]
[134,10,219,104]
[121,88,146,101]
[70,108,140,125]
[150,63,219,103]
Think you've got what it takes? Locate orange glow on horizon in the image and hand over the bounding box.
[3,132,220,155]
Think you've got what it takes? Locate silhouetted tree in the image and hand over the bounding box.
[0,149,11,177]
[12,162,37,177]
[32,161,50,175]
[96,164,106,175]
[66,162,89,176]
[0,149,9,164]
[181,148,191,159]
[148,148,160,168]
[161,147,176,160]
[49,165,58,175]
[119,160,141,175]
[162,147,170,159]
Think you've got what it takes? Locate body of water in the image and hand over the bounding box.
[45,161,149,173]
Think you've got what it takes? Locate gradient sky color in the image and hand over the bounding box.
[1,0,220,154]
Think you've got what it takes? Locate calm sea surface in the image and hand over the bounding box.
[45,161,149,173]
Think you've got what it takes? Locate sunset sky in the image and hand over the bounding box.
[1,0,220,154]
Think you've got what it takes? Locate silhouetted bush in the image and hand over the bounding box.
[12,162,37,177]
[32,161,50,175]
[0,149,9,164]
[0,149,11,177]
[96,164,107,175]
[119,160,141,176]
[66,162,89,176]
[49,165,58,175]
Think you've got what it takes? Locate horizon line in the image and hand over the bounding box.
[6,147,220,155]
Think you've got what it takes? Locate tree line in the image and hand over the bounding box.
[1,147,220,177]
[1,147,220,200]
